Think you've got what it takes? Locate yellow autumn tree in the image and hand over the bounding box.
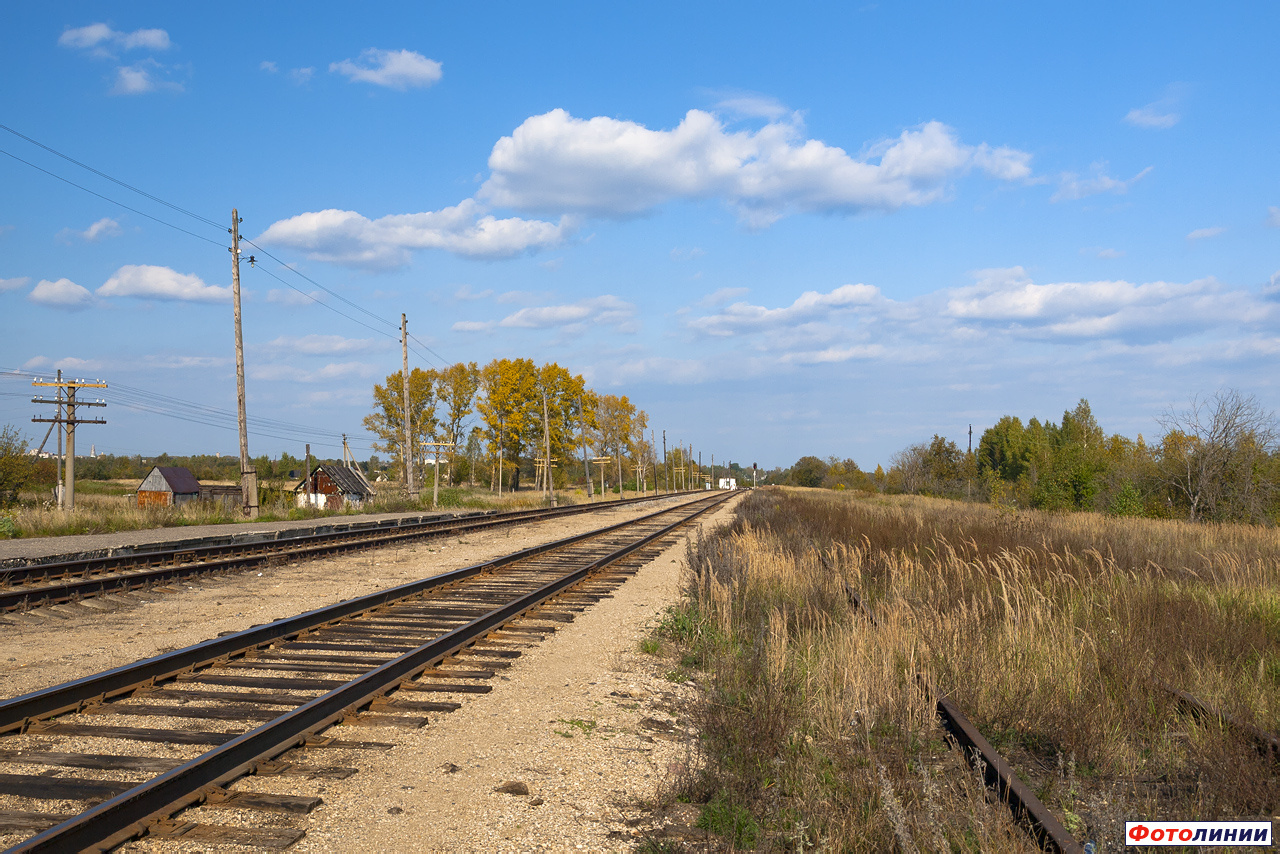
[477,358,537,491]
[437,362,481,485]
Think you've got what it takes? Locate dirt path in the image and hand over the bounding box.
[0,493,742,852]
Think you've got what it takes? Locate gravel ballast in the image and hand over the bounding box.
[0,493,741,852]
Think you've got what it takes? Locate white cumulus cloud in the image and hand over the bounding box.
[59,23,171,52]
[479,110,1032,224]
[97,265,230,302]
[258,199,572,268]
[60,24,180,95]
[112,60,182,95]
[1124,104,1179,129]
[1053,163,1152,202]
[1186,226,1226,241]
[451,320,495,333]
[29,278,94,308]
[689,283,881,337]
[0,276,30,292]
[60,217,122,242]
[330,49,442,90]
[497,295,636,330]
[944,268,1261,338]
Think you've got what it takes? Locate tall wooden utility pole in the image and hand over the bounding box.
[31,371,106,511]
[230,209,259,518]
[401,314,416,500]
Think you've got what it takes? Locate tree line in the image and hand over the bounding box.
[780,390,1280,525]
[362,359,665,495]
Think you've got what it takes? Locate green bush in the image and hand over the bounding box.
[696,791,760,849]
[1108,481,1145,517]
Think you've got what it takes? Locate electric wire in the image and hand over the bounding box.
[239,237,399,332]
[0,123,224,230]
[3,126,450,367]
[3,369,380,452]
[0,147,226,248]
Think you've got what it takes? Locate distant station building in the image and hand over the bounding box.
[718,477,737,490]
[295,464,375,510]
[136,466,202,507]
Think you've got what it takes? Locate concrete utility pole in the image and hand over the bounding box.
[31,370,106,511]
[401,314,417,500]
[230,210,259,518]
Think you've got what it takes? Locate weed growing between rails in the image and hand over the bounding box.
[660,488,1280,851]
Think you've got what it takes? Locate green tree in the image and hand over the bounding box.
[790,455,828,488]
[437,362,481,485]
[362,367,438,485]
[977,415,1028,482]
[0,425,34,507]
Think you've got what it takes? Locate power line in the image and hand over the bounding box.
[0,146,226,248]
[3,126,450,368]
[244,260,446,368]
[0,123,224,230]
[240,237,400,333]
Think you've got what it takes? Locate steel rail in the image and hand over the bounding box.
[6,491,731,852]
[0,491,706,612]
[1160,682,1280,756]
[0,492,718,733]
[928,688,1085,854]
[839,582,1081,852]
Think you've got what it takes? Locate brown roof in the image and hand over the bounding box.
[294,464,374,497]
[156,466,201,494]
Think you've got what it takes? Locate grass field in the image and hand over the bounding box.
[1,482,601,539]
[650,487,1279,851]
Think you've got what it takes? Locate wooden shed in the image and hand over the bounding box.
[295,464,375,510]
[137,466,202,508]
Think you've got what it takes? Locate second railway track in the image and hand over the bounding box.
[0,490,734,852]
[0,491,704,614]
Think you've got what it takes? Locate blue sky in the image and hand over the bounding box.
[2,2,1277,469]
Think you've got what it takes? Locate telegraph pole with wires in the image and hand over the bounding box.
[31,371,106,511]
[401,314,417,501]
[421,440,454,509]
[230,209,259,518]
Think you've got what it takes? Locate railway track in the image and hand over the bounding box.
[0,491,703,614]
[0,490,733,852]
[834,571,1085,853]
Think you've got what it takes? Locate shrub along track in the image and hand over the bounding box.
[0,492,702,615]
[0,491,731,852]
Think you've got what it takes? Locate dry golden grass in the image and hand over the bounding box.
[661,487,1279,851]
[2,485,587,539]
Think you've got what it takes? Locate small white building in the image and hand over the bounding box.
[718,477,737,490]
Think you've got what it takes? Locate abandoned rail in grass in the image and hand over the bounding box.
[0,490,705,613]
[0,490,732,852]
